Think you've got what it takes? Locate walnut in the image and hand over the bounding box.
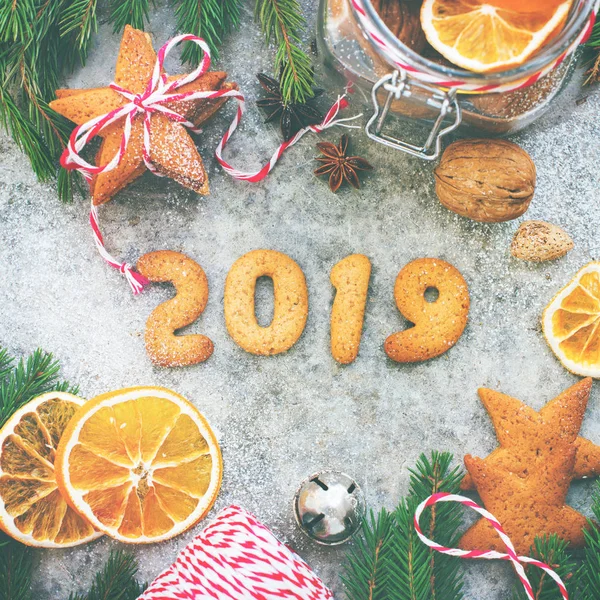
[434,139,536,223]
[511,221,574,262]
[372,0,426,54]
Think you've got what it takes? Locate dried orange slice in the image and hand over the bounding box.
[543,262,600,378]
[420,0,572,73]
[0,392,100,547]
[55,386,222,543]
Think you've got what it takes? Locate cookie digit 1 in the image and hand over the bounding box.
[224,250,308,355]
[384,258,469,363]
[330,254,371,364]
[137,250,213,367]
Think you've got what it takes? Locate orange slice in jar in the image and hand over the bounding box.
[543,262,600,378]
[420,0,573,73]
[0,392,100,547]
[55,386,222,543]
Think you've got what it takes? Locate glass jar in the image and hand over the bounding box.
[317,0,597,159]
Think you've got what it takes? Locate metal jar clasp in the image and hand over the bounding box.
[365,69,462,161]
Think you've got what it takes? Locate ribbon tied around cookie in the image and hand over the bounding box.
[59,33,362,294]
[414,493,569,600]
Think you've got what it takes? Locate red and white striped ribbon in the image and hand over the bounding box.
[59,34,360,293]
[350,0,599,94]
[414,492,569,600]
[140,505,333,600]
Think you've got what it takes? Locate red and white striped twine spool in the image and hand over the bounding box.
[350,0,599,94]
[140,505,333,600]
[59,34,361,293]
[414,492,569,600]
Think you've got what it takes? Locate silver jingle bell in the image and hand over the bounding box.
[293,470,365,545]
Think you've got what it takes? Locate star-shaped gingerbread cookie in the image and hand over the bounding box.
[460,378,599,555]
[461,380,600,490]
[50,25,236,205]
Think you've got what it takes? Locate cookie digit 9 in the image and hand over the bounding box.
[330,254,371,364]
[384,258,469,363]
[224,250,308,355]
[137,250,213,367]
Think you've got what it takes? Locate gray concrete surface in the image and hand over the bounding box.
[1,2,600,598]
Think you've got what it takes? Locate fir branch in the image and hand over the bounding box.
[342,452,464,600]
[0,86,56,181]
[510,535,576,600]
[223,0,241,34]
[585,20,600,85]
[0,348,76,428]
[60,0,98,55]
[578,481,600,598]
[255,0,315,104]
[68,550,146,600]
[407,452,464,600]
[393,497,438,600]
[0,0,36,43]
[172,0,242,63]
[0,539,33,600]
[108,0,150,33]
[0,349,13,381]
[342,509,397,600]
[0,0,97,201]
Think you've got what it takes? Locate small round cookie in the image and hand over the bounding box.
[385,258,469,363]
[330,254,371,364]
[137,250,213,367]
[224,250,308,355]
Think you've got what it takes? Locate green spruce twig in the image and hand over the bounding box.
[343,452,464,600]
[578,481,600,598]
[0,348,76,428]
[172,0,242,63]
[108,0,150,33]
[342,509,397,600]
[68,550,146,600]
[510,535,577,600]
[585,20,600,85]
[0,540,33,600]
[0,0,98,201]
[60,0,98,55]
[255,0,315,104]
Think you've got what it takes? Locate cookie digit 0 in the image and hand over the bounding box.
[224,250,308,355]
[330,254,371,364]
[137,250,213,367]
[384,258,469,363]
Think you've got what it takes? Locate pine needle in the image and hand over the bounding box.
[510,535,577,600]
[0,349,13,381]
[578,481,600,598]
[60,0,98,54]
[342,452,464,600]
[584,20,600,85]
[0,0,99,201]
[342,509,397,600]
[68,550,146,600]
[255,0,315,104]
[108,0,150,33]
[0,540,33,600]
[0,348,76,429]
[172,0,242,63]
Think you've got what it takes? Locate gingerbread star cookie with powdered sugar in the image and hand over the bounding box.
[50,25,236,205]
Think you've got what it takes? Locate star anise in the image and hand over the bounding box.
[314,135,373,193]
[256,73,324,141]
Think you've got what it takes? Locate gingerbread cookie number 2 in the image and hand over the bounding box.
[137,250,213,367]
[385,258,469,363]
[224,250,308,355]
